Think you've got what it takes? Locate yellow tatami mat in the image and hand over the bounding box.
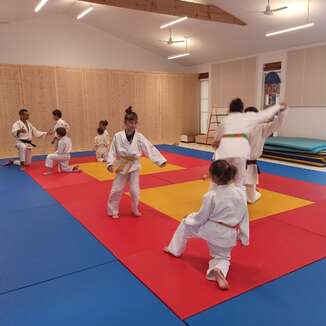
[79,158,184,181]
[137,180,313,222]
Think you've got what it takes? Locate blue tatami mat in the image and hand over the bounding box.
[156,144,213,160]
[258,161,326,185]
[0,262,184,326]
[0,203,115,294]
[0,167,57,211]
[187,259,326,326]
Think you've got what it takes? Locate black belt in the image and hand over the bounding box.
[246,160,261,174]
[19,139,36,148]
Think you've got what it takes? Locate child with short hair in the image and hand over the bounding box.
[244,106,288,203]
[44,127,80,175]
[94,127,110,162]
[107,106,167,219]
[164,160,249,290]
[52,109,70,145]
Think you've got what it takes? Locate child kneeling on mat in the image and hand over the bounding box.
[44,127,80,175]
[164,160,249,290]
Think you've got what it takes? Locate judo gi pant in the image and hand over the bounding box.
[246,184,261,204]
[15,143,32,166]
[107,170,140,216]
[245,165,261,204]
[226,157,247,187]
[96,148,108,162]
[45,154,73,172]
[167,220,233,279]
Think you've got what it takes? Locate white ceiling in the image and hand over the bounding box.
[1,0,326,66]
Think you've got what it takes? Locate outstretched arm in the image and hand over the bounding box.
[140,135,167,167]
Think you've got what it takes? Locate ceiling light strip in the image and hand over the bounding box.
[77,6,94,20]
[168,53,190,60]
[160,17,188,29]
[35,0,49,12]
[265,22,315,37]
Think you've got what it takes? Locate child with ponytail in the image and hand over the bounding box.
[164,160,249,290]
[106,106,167,219]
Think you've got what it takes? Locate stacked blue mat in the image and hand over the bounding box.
[263,137,326,167]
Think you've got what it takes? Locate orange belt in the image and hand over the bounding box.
[210,220,239,229]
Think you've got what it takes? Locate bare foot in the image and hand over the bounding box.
[108,213,120,219]
[72,166,81,173]
[132,210,142,217]
[43,171,53,176]
[214,268,229,290]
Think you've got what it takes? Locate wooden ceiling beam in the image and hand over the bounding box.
[79,0,247,26]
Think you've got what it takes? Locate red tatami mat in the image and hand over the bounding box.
[273,200,326,237]
[47,177,326,319]
[259,173,326,202]
[123,217,326,318]
[161,151,208,168]
[27,154,326,319]
[26,164,96,190]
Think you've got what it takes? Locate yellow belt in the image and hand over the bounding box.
[115,156,137,174]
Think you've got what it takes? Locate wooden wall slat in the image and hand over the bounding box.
[211,57,257,109]
[0,65,23,157]
[0,64,199,158]
[56,68,89,151]
[20,66,57,154]
[286,45,326,107]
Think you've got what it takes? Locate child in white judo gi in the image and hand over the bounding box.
[51,109,70,146]
[7,109,49,170]
[244,106,288,203]
[212,98,287,187]
[164,160,249,290]
[99,120,110,145]
[44,127,80,175]
[94,127,110,162]
[107,106,167,219]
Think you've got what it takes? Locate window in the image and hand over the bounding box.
[200,79,209,134]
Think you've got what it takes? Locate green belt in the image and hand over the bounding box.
[222,133,249,141]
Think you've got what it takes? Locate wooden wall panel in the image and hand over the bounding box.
[0,65,23,157]
[211,57,257,109]
[182,75,200,135]
[84,69,110,146]
[286,50,305,106]
[20,66,57,154]
[286,45,326,107]
[160,74,184,143]
[134,73,161,143]
[303,46,326,106]
[56,68,89,151]
[0,64,199,158]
